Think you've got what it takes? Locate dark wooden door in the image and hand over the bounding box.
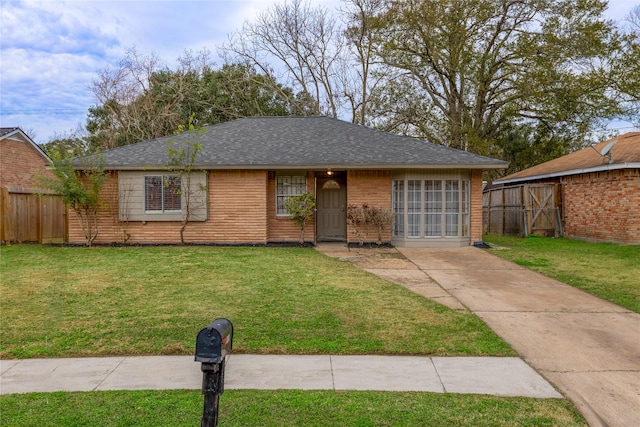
[316,178,346,241]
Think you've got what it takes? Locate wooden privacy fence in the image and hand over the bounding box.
[483,183,563,237]
[0,187,67,243]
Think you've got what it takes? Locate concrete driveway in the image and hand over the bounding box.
[317,244,640,427]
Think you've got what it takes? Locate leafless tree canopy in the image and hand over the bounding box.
[87,47,304,152]
[79,0,639,175]
[223,0,388,124]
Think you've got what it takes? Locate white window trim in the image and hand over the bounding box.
[276,174,307,216]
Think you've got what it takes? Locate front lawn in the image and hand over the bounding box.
[1,245,588,426]
[0,245,513,359]
[484,235,640,313]
[0,389,586,426]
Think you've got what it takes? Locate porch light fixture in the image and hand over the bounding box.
[327,169,334,176]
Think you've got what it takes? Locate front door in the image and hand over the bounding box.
[316,177,347,241]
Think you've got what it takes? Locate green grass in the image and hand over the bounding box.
[484,235,640,313]
[0,390,586,426]
[0,245,513,359]
[0,244,588,425]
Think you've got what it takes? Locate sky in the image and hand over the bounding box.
[0,0,638,145]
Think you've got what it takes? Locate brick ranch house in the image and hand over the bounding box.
[72,116,507,247]
[493,132,640,244]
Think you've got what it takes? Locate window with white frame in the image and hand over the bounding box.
[461,180,470,236]
[424,180,442,237]
[276,175,307,215]
[145,175,182,213]
[445,180,460,237]
[392,177,470,239]
[407,180,421,238]
[392,180,404,237]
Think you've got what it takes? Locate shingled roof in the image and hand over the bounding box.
[77,116,507,170]
[494,132,640,185]
[1,127,20,138]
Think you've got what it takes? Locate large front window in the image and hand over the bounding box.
[276,175,307,215]
[145,175,181,213]
[393,177,470,239]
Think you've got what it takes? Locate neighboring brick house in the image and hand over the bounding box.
[493,132,640,244]
[1,127,66,243]
[0,127,52,191]
[73,116,507,247]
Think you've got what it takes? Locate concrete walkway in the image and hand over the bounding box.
[316,244,640,427]
[0,354,560,398]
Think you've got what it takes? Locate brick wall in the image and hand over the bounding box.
[69,170,270,244]
[210,170,268,243]
[1,137,52,191]
[267,171,315,243]
[562,169,640,244]
[68,167,490,246]
[470,169,484,243]
[346,170,392,243]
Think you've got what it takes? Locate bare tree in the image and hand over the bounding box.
[626,4,640,33]
[341,0,390,125]
[87,46,303,152]
[88,47,172,150]
[176,48,215,75]
[222,0,348,118]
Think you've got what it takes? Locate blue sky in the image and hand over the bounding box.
[0,0,637,145]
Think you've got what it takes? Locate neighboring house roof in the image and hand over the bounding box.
[76,116,508,170]
[0,127,51,162]
[0,128,18,138]
[494,132,640,185]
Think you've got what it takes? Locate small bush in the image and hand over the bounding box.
[347,203,393,245]
[285,193,316,243]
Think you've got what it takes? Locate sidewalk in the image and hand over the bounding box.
[0,354,561,398]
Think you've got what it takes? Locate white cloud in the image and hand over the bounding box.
[0,0,636,143]
[1,1,120,55]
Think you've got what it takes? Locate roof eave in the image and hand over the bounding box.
[494,162,640,185]
[83,162,508,171]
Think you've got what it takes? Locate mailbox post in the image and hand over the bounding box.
[195,318,233,427]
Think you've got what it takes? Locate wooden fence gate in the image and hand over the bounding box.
[0,187,67,243]
[483,183,563,237]
[524,184,563,237]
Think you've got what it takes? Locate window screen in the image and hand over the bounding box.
[145,175,181,213]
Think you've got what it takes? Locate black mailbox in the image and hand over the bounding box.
[195,318,233,364]
[195,318,233,427]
